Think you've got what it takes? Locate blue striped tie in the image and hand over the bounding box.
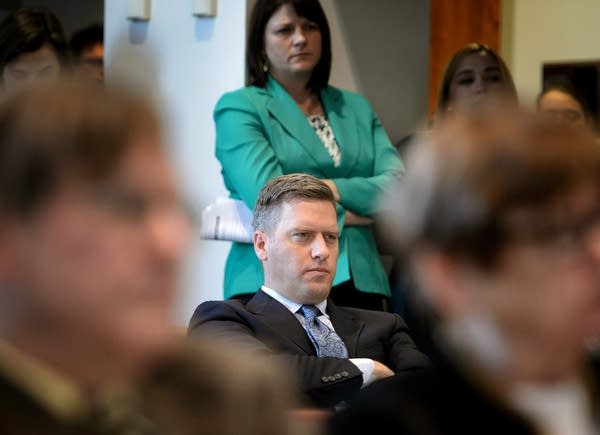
[300,305,348,358]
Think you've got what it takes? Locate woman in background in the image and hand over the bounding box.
[0,7,69,92]
[436,43,517,118]
[214,0,401,310]
[537,82,593,130]
[395,43,518,352]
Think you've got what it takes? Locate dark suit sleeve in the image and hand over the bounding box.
[189,301,363,408]
[334,307,429,376]
[386,313,431,373]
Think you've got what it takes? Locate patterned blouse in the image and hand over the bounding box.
[308,114,341,167]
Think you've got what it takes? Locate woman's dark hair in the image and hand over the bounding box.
[0,7,70,75]
[436,43,517,114]
[537,81,591,119]
[246,0,331,92]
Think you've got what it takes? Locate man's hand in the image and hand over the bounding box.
[372,361,395,381]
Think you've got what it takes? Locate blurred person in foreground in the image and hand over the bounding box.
[0,81,293,435]
[70,23,104,83]
[329,107,600,435]
[0,7,70,92]
[189,173,429,409]
[392,43,518,316]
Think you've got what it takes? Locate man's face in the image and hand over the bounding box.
[2,134,190,378]
[470,186,600,378]
[255,199,338,305]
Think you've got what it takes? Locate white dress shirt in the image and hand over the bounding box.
[261,286,376,387]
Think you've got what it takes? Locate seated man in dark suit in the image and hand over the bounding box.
[189,173,429,408]
[329,107,600,434]
[0,81,293,435]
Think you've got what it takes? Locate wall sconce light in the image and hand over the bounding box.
[127,0,152,21]
[192,0,217,17]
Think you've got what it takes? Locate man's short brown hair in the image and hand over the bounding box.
[0,80,160,218]
[253,173,336,233]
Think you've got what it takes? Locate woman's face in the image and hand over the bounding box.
[538,90,588,128]
[263,4,322,85]
[448,52,508,112]
[2,43,61,91]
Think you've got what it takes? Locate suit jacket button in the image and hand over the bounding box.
[328,376,336,382]
[335,373,342,379]
[341,371,349,377]
[321,376,329,383]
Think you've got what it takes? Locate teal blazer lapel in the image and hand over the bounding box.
[321,87,360,174]
[264,77,333,175]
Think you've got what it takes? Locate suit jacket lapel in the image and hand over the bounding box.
[246,290,316,355]
[327,299,364,357]
[264,77,332,176]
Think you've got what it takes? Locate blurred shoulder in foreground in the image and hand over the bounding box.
[0,80,300,435]
[330,105,600,434]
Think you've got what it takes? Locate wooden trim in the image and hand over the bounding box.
[429,0,501,116]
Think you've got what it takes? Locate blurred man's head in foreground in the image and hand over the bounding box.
[385,106,600,383]
[0,81,191,387]
[0,7,70,92]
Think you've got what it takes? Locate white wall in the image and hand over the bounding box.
[502,0,600,105]
[324,0,430,143]
[105,0,247,324]
[320,0,360,92]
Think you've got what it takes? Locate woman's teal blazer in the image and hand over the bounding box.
[214,76,402,299]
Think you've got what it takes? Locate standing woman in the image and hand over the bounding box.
[215,0,401,309]
[0,7,69,92]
